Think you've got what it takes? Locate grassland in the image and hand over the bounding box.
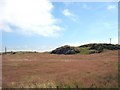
[2,50,118,88]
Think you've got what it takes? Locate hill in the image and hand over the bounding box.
[51,43,120,55]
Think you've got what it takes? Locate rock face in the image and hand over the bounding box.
[51,45,79,54]
[89,50,99,54]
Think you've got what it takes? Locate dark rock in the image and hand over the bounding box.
[51,45,79,55]
[65,50,76,54]
[11,51,16,54]
[89,50,98,54]
[12,52,16,54]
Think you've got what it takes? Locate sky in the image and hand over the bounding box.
[0,0,118,52]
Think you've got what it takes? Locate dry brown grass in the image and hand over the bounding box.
[2,50,118,88]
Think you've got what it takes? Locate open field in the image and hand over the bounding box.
[2,50,118,88]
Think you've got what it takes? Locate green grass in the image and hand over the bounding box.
[77,47,90,54]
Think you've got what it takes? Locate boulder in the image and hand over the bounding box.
[51,45,79,55]
[65,50,76,54]
[89,50,98,54]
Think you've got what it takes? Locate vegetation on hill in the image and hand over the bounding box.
[80,43,120,50]
[51,43,120,55]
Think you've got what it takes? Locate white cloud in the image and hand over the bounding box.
[0,23,12,32]
[62,9,77,22]
[0,0,62,37]
[107,5,116,10]
[63,38,118,47]
[87,38,118,44]
[1,45,58,52]
[63,9,73,17]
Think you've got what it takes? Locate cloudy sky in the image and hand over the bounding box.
[0,0,118,52]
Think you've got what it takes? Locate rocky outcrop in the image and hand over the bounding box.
[51,43,120,55]
[51,45,80,54]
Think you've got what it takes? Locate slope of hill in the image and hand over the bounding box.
[51,43,120,55]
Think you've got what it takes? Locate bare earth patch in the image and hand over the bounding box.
[2,50,118,88]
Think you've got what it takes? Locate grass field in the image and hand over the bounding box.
[2,50,118,88]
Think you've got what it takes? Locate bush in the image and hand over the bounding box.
[12,52,16,54]
[11,51,16,54]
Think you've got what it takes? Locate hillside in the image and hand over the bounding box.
[51,43,120,54]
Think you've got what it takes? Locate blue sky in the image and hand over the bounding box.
[0,0,118,52]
